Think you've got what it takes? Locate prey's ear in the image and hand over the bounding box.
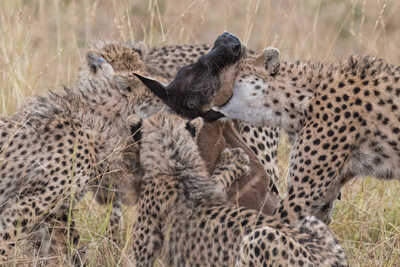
[128,115,143,142]
[201,109,225,122]
[134,73,168,100]
[264,47,280,76]
[185,117,204,139]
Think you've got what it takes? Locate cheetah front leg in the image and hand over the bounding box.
[275,122,353,225]
[28,200,84,267]
[92,186,125,245]
[130,193,163,267]
[235,120,282,188]
[0,193,67,264]
[211,147,250,195]
[130,220,163,267]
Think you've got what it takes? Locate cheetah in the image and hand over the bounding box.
[0,32,243,264]
[161,45,400,226]
[140,43,281,186]
[128,112,348,267]
[209,48,400,225]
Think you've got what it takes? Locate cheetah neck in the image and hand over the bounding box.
[214,73,313,135]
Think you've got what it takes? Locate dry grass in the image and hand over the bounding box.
[1,0,400,266]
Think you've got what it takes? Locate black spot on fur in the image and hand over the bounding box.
[185,122,197,137]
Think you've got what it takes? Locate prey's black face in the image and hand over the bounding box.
[135,32,243,121]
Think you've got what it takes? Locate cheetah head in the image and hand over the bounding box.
[82,42,168,119]
[88,41,147,74]
[210,47,285,124]
[133,32,245,121]
[128,113,205,176]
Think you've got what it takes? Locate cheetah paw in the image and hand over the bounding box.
[220,148,250,176]
[219,148,234,165]
[230,147,250,165]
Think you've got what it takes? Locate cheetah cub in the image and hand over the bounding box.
[129,113,348,267]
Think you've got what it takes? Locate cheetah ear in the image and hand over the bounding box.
[263,46,280,76]
[133,73,168,100]
[127,41,147,58]
[128,115,143,142]
[185,118,204,139]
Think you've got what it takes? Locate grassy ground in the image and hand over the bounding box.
[1,0,400,266]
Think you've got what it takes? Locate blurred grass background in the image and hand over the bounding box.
[1,0,400,266]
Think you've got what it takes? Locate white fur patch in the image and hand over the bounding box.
[213,76,271,125]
